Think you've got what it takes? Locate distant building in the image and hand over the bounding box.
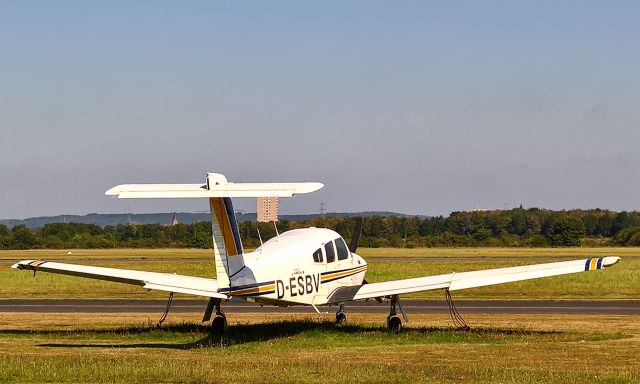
[257,197,279,222]
[171,212,179,226]
[467,208,502,213]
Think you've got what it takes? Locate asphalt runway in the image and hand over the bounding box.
[1,299,638,315]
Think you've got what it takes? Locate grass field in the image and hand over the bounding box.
[1,248,638,300]
[0,312,638,383]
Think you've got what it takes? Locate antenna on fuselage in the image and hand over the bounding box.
[257,228,264,253]
[273,221,280,241]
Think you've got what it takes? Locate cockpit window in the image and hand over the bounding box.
[312,248,323,263]
[324,242,335,263]
[335,237,350,260]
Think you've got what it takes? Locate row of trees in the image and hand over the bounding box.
[1,208,640,250]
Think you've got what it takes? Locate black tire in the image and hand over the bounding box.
[387,316,402,334]
[211,315,227,334]
[336,312,347,325]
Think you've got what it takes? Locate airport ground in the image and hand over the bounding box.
[0,312,638,383]
[0,248,638,383]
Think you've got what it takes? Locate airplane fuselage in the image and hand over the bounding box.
[223,227,367,306]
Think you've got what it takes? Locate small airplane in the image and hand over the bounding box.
[12,173,621,333]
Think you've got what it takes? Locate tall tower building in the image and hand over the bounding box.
[257,196,279,222]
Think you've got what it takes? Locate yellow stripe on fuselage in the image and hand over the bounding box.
[232,284,275,296]
[322,265,367,281]
[589,258,598,271]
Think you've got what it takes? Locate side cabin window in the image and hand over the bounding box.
[312,248,323,263]
[335,238,350,260]
[324,242,336,263]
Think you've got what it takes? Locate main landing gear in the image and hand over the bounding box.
[387,295,408,334]
[335,303,347,325]
[211,311,227,334]
[204,298,227,334]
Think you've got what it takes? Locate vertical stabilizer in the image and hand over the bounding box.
[207,174,245,289]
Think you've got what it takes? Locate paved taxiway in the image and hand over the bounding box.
[1,299,638,315]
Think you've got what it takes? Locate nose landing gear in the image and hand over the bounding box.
[335,303,347,325]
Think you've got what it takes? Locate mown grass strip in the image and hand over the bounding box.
[0,314,636,384]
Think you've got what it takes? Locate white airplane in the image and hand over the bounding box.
[12,173,621,333]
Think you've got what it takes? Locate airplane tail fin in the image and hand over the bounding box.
[208,196,244,288]
[106,172,323,290]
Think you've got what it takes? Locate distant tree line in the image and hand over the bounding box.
[1,208,640,250]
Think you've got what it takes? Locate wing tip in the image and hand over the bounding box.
[11,260,36,269]
[299,182,324,194]
[105,185,123,197]
[603,256,621,267]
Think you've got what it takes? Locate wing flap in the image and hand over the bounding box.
[143,283,223,298]
[11,260,227,299]
[352,257,621,301]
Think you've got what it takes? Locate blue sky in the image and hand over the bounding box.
[1,1,639,218]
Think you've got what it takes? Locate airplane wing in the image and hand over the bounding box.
[11,260,227,299]
[328,257,621,303]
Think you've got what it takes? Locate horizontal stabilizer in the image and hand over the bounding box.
[105,173,323,198]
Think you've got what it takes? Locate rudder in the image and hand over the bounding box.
[209,196,244,289]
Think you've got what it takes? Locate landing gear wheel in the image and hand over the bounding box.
[211,314,227,334]
[335,303,346,325]
[387,315,402,334]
